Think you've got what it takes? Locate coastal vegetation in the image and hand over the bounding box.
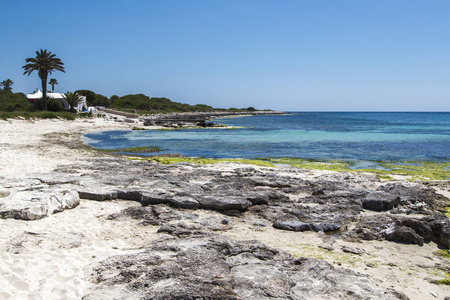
[1,86,263,115]
[266,158,450,181]
[2,50,262,115]
[1,79,14,91]
[75,90,111,107]
[48,78,58,92]
[136,156,276,167]
[0,90,33,112]
[62,91,83,113]
[0,110,76,120]
[109,93,215,113]
[22,49,65,111]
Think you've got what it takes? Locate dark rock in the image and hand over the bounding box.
[107,206,156,221]
[246,193,269,205]
[117,189,142,201]
[311,223,341,232]
[157,222,208,237]
[396,219,434,240]
[362,191,400,211]
[78,189,117,201]
[196,197,251,211]
[440,225,450,249]
[377,182,449,212]
[386,226,424,246]
[168,196,199,209]
[143,119,155,126]
[273,220,311,231]
[140,190,174,206]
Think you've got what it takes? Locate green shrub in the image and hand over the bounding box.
[110,94,215,113]
[0,91,33,111]
[78,112,92,118]
[40,112,58,119]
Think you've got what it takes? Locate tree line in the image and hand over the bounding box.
[1,49,258,115]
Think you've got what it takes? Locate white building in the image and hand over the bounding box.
[27,90,87,112]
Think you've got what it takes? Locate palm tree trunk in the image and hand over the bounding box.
[41,74,48,111]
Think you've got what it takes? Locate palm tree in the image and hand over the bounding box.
[1,79,14,91]
[63,91,82,112]
[49,78,58,93]
[22,49,65,111]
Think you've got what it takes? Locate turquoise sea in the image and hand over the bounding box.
[84,112,450,162]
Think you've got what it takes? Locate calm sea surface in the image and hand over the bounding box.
[84,112,450,162]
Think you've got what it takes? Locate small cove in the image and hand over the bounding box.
[84,112,450,163]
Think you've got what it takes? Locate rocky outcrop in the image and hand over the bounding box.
[84,233,405,300]
[3,157,449,249]
[142,110,286,128]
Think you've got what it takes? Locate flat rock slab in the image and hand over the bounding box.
[0,188,79,220]
[84,235,404,300]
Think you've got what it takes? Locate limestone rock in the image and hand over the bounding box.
[84,235,404,300]
[342,245,365,255]
[0,188,79,220]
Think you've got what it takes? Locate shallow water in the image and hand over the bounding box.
[85,112,450,161]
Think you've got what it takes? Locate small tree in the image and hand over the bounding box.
[0,79,14,91]
[49,78,58,92]
[63,91,82,112]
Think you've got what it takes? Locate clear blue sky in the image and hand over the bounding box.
[1,0,449,111]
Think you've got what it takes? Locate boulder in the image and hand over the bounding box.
[386,226,424,246]
[362,191,400,211]
[396,219,434,240]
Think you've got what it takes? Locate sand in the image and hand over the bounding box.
[0,117,449,299]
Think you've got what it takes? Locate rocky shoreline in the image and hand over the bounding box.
[98,108,287,128]
[0,118,449,299]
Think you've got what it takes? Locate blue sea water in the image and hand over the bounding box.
[84,112,450,162]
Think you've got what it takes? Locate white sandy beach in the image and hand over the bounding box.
[0,117,449,299]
